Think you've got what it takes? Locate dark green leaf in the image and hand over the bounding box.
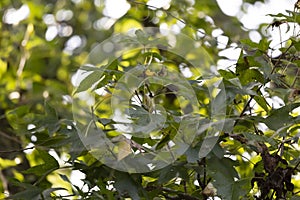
[59,174,70,183]
[5,105,32,131]
[208,157,248,199]
[254,95,270,113]
[135,29,150,45]
[8,187,43,200]
[23,149,59,176]
[239,69,264,85]
[44,101,57,118]
[240,39,259,49]
[114,172,141,200]
[75,70,103,93]
[258,38,271,52]
[218,69,236,79]
[264,103,300,130]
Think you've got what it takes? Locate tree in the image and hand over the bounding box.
[0,0,300,199]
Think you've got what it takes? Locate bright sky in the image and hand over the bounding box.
[218,0,299,65]
[99,0,299,67]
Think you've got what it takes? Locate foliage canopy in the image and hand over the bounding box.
[0,0,300,199]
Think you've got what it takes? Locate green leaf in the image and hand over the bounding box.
[44,101,57,118]
[215,177,252,200]
[228,77,243,89]
[36,101,60,136]
[208,157,238,181]
[185,146,200,163]
[240,39,259,49]
[8,187,43,200]
[155,132,171,150]
[98,118,115,126]
[253,160,264,173]
[114,172,141,200]
[5,105,33,132]
[218,69,236,80]
[239,69,264,85]
[42,188,67,198]
[36,135,68,147]
[208,157,250,199]
[140,51,166,64]
[212,143,225,159]
[291,38,300,51]
[258,38,271,52]
[236,51,249,74]
[59,174,70,183]
[254,95,270,113]
[135,29,150,45]
[291,196,300,200]
[264,103,300,130]
[158,165,178,184]
[199,136,219,158]
[243,132,277,147]
[23,149,59,176]
[267,13,288,18]
[75,70,103,93]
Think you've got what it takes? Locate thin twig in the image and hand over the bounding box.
[0,130,22,144]
[0,145,35,153]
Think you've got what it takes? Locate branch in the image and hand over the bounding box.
[0,170,8,197]
[16,24,34,88]
[0,145,35,153]
[0,130,23,144]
